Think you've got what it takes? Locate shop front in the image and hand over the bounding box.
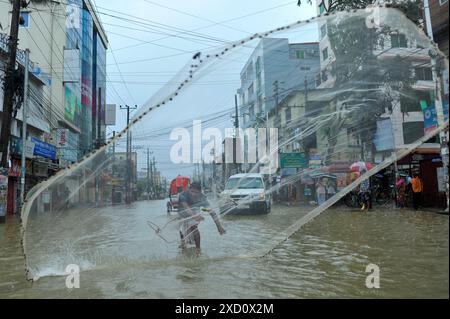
[397,147,446,208]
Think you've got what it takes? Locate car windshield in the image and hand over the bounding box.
[225,178,264,190]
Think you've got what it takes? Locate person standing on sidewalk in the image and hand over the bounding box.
[326,180,336,200]
[316,178,326,206]
[411,173,423,210]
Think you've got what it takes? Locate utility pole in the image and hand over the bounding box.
[212,149,217,199]
[304,75,308,108]
[1,0,22,167]
[424,0,449,212]
[147,148,150,200]
[150,156,155,199]
[273,80,279,115]
[233,94,241,174]
[120,105,137,204]
[153,156,157,198]
[201,160,206,190]
[112,131,116,204]
[19,49,29,209]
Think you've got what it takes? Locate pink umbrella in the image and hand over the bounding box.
[350,161,374,172]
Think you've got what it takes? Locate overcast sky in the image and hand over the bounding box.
[93,0,318,180]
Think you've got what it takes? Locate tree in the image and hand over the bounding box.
[298,0,423,26]
[295,3,421,163]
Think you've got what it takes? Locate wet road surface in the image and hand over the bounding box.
[0,200,448,298]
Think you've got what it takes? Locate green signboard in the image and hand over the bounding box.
[280,152,307,168]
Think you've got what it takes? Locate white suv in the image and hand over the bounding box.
[220,173,271,214]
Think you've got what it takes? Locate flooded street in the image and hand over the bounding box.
[1,200,448,298]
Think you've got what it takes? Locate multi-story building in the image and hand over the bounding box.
[0,0,108,165]
[237,38,320,174]
[427,0,449,58]
[311,1,446,206]
[0,0,108,214]
[0,35,51,214]
[238,38,320,129]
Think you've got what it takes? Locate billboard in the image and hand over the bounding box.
[280,152,307,168]
[423,105,437,134]
[57,129,79,163]
[31,138,57,161]
[105,104,116,125]
[374,118,394,151]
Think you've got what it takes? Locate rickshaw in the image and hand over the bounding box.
[167,175,190,213]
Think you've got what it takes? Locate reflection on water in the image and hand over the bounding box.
[0,200,448,298]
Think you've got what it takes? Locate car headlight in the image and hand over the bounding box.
[259,193,265,200]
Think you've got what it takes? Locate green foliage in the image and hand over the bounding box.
[298,0,423,26]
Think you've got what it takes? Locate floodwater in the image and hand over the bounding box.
[0,200,448,298]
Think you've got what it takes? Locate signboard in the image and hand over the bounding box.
[10,136,35,159]
[57,129,69,147]
[63,49,81,83]
[66,3,81,29]
[33,162,48,177]
[8,159,21,177]
[374,118,394,151]
[423,105,437,134]
[443,69,449,96]
[444,101,449,122]
[111,178,124,186]
[57,129,78,163]
[105,104,116,125]
[32,137,57,161]
[0,168,8,219]
[280,152,307,168]
[309,154,321,165]
[281,167,297,176]
[1,32,48,83]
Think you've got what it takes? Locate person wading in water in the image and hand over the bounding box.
[178,182,226,250]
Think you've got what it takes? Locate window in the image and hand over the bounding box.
[400,90,432,113]
[403,122,424,144]
[321,70,328,82]
[248,83,254,97]
[19,12,30,28]
[225,177,263,190]
[255,57,261,74]
[286,107,292,123]
[246,62,254,79]
[315,74,321,87]
[415,67,433,81]
[319,3,326,14]
[258,94,263,109]
[322,47,329,61]
[391,34,407,48]
[320,24,327,39]
[300,66,311,71]
[296,50,305,59]
[249,104,255,117]
[241,73,247,83]
[256,73,262,92]
[439,0,448,5]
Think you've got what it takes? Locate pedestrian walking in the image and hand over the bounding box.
[411,173,423,210]
[396,176,406,208]
[359,169,371,211]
